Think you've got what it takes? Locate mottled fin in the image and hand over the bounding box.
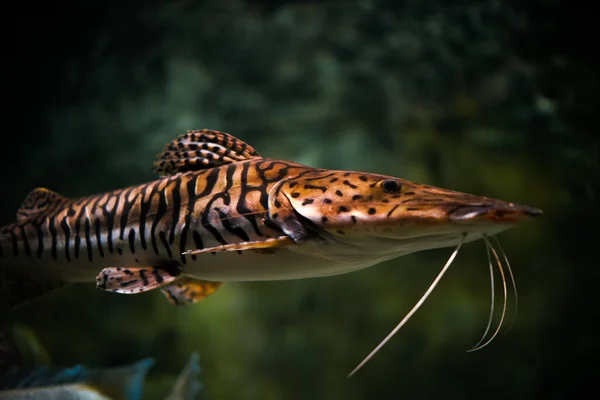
[16,188,70,223]
[182,235,293,256]
[1,268,69,308]
[95,264,182,295]
[161,277,222,306]
[165,353,202,400]
[153,129,262,176]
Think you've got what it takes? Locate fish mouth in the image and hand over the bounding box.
[448,203,543,223]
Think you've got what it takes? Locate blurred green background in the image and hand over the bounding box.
[2,0,598,399]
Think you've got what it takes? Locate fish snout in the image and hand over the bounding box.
[449,203,543,223]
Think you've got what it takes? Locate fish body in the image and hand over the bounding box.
[0,358,154,400]
[0,130,541,307]
[0,159,311,282]
[0,329,201,400]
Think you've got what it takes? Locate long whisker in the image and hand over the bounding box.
[466,234,496,351]
[347,234,466,378]
[467,236,507,352]
[492,236,519,338]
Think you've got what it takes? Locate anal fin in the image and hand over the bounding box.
[161,277,222,306]
[1,268,69,308]
[96,263,182,294]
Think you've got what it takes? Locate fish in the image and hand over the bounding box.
[0,358,154,400]
[0,356,202,400]
[0,329,202,399]
[0,328,154,400]
[0,129,541,373]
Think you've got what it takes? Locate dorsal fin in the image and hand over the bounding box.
[153,129,262,176]
[16,188,70,224]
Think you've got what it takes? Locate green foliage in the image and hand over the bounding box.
[2,0,597,399]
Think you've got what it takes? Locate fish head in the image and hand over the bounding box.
[268,170,542,257]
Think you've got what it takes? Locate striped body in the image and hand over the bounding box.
[0,159,346,283]
[0,129,544,376]
[0,129,541,308]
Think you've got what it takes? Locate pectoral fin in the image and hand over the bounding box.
[96,263,182,294]
[161,277,222,306]
[181,235,293,256]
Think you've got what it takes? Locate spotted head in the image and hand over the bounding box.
[267,169,542,258]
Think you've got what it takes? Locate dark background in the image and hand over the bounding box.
[2,0,598,398]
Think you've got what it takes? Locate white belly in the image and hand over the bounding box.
[185,230,489,282]
[184,237,411,281]
[185,245,378,281]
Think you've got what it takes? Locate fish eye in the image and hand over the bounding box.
[381,179,401,193]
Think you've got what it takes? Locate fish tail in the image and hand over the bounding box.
[165,353,202,400]
[86,358,155,400]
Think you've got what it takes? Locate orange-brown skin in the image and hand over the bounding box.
[269,170,540,231]
[0,130,542,304]
[0,159,310,280]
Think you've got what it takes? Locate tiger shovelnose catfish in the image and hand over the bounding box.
[0,130,541,373]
